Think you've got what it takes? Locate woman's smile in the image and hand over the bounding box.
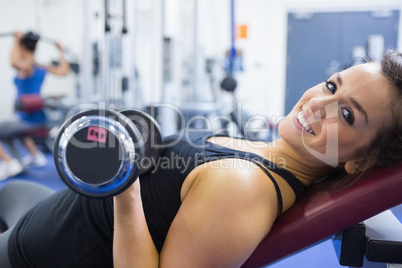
[296,110,316,135]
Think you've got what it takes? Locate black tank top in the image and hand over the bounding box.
[139,131,305,252]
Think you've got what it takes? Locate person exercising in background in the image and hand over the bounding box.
[0,31,70,181]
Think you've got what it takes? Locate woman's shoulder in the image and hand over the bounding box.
[182,157,298,213]
[163,159,279,266]
[182,158,277,201]
[33,63,48,72]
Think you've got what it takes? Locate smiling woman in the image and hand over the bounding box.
[279,51,402,193]
[279,60,394,175]
[1,50,402,268]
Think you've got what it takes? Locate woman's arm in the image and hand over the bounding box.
[113,179,159,268]
[160,160,279,267]
[10,32,30,72]
[47,42,70,75]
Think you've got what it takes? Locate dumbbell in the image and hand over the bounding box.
[54,109,164,198]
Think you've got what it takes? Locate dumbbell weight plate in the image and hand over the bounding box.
[54,109,145,198]
[120,109,164,175]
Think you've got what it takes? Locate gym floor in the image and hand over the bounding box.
[0,150,401,268]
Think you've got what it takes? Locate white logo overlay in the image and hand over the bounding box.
[302,101,339,167]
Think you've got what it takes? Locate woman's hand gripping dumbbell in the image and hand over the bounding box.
[54,109,164,198]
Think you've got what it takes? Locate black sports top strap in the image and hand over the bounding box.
[251,160,283,218]
[204,134,305,218]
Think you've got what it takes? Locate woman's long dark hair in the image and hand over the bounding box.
[20,31,40,52]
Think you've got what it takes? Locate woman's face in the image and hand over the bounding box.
[278,63,392,170]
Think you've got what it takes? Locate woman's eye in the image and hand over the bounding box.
[342,108,354,126]
[325,81,337,94]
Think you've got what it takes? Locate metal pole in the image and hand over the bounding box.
[193,0,201,101]
[80,0,93,103]
[102,0,111,107]
[229,0,236,77]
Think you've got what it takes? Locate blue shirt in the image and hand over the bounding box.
[13,65,47,124]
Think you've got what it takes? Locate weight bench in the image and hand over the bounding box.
[15,94,52,148]
[332,209,402,268]
[242,164,402,268]
[0,95,53,166]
